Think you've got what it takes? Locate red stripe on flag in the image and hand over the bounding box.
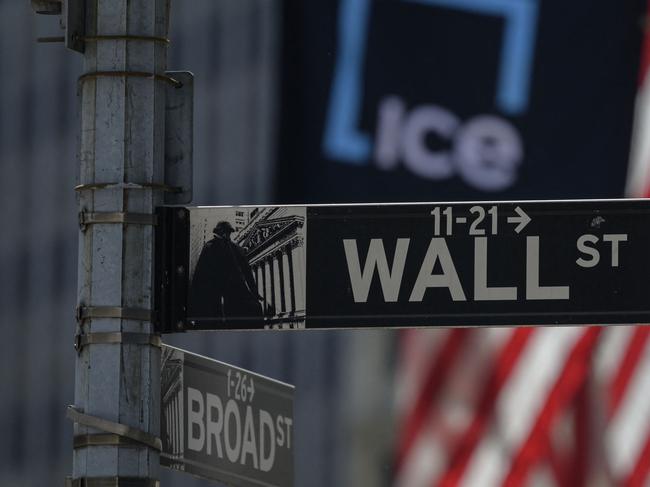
[394,328,469,473]
[436,328,535,487]
[608,327,650,419]
[571,381,591,487]
[502,327,603,487]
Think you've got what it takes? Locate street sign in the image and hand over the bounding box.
[155,199,650,331]
[161,344,294,487]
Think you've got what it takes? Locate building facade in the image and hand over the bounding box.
[236,207,306,329]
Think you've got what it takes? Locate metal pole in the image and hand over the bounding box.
[71,0,169,484]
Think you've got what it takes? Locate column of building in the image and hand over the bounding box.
[290,238,305,313]
[282,249,293,313]
[177,389,183,455]
[172,394,179,454]
[165,388,183,457]
[250,236,306,321]
[273,255,284,315]
[264,259,273,314]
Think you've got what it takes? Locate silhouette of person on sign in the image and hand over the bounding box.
[189,221,263,328]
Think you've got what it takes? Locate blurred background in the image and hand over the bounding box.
[3,0,650,485]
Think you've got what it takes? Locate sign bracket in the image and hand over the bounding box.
[73,433,144,449]
[164,71,194,204]
[78,211,158,231]
[66,405,162,451]
[76,306,153,323]
[65,477,159,487]
[154,207,189,333]
[73,332,162,353]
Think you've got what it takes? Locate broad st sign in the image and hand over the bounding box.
[161,345,294,486]
[155,200,650,331]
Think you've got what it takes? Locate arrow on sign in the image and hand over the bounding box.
[507,206,531,233]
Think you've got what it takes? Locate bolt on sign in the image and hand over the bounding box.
[155,199,650,331]
[161,345,294,486]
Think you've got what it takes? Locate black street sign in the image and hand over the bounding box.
[156,199,650,331]
[160,345,294,487]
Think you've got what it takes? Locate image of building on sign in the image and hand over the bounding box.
[161,346,185,472]
[188,207,306,329]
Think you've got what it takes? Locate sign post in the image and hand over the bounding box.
[69,2,168,486]
[157,199,650,331]
[32,1,180,485]
[161,345,294,487]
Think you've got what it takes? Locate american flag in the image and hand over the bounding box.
[393,8,650,486]
[393,326,650,486]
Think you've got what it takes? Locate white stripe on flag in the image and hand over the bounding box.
[394,425,446,487]
[594,326,635,384]
[626,84,650,197]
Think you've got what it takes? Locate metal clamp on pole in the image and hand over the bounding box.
[79,212,157,231]
[80,34,170,45]
[73,332,162,353]
[65,476,159,487]
[74,181,181,193]
[37,36,65,43]
[76,306,153,323]
[78,71,182,88]
[66,406,162,451]
[74,433,144,449]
